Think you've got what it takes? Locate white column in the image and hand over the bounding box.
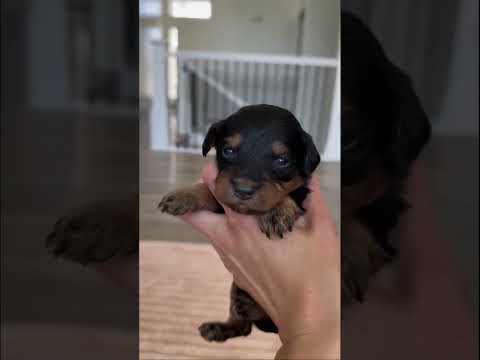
[321,47,341,162]
[150,40,169,150]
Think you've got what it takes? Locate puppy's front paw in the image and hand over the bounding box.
[341,218,393,304]
[198,321,251,342]
[45,200,138,265]
[258,198,302,239]
[198,322,231,342]
[159,190,199,215]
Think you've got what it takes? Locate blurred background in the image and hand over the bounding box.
[342,1,478,359]
[2,1,138,359]
[343,0,478,316]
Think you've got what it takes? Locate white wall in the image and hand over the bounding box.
[301,0,339,57]
[433,0,479,137]
[323,41,340,162]
[163,0,304,55]
[162,0,339,57]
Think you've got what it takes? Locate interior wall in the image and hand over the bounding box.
[162,0,304,55]
[301,0,340,57]
[160,0,339,57]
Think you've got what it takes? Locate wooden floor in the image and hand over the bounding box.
[140,241,282,359]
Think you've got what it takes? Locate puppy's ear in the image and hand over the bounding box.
[383,63,431,172]
[301,131,321,176]
[202,120,225,156]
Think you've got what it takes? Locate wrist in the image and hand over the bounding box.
[278,290,340,342]
[276,296,340,359]
[276,330,340,360]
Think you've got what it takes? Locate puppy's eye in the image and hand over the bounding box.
[274,157,290,167]
[222,146,237,158]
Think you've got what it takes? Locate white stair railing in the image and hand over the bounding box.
[150,47,339,159]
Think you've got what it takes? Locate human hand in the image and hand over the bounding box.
[180,162,340,359]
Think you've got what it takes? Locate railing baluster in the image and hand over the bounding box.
[252,62,259,106]
[198,59,206,135]
[223,60,230,116]
[207,59,215,124]
[268,63,276,105]
[311,67,323,145]
[281,64,289,109]
[177,58,185,146]
[240,62,247,107]
[288,64,297,113]
[259,62,266,105]
[304,66,315,134]
[235,61,242,110]
[247,61,254,105]
[295,64,306,123]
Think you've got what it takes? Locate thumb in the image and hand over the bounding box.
[180,161,225,238]
[179,210,224,239]
[201,161,218,194]
[201,161,237,218]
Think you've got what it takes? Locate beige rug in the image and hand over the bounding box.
[140,241,281,360]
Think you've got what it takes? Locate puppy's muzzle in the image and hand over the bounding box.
[230,178,260,200]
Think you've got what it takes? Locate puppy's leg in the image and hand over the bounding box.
[199,283,268,342]
[341,217,392,304]
[159,183,220,215]
[45,196,138,265]
[258,196,303,239]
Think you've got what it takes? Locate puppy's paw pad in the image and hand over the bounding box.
[45,205,138,264]
[159,191,199,215]
[258,202,302,239]
[198,322,230,342]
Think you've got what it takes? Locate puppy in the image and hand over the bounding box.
[340,12,431,303]
[159,104,321,341]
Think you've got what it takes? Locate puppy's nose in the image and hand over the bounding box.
[231,178,258,200]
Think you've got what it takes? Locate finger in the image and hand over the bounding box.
[303,175,334,229]
[201,161,218,194]
[179,210,225,239]
[225,210,260,235]
[200,161,239,218]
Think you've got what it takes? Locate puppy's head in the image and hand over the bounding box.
[202,104,320,214]
[341,12,431,190]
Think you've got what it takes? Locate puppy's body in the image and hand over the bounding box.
[340,12,430,303]
[160,105,320,341]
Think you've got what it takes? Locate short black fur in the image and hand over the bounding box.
[341,11,431,304]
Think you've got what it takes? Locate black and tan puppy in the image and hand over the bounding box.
[159,104,320,341]
[340,12,431,304]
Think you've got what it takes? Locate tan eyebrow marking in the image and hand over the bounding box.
[272,141,289,156]
[225,133,242,147]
